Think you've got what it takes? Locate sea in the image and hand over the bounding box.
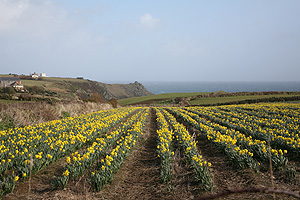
[141,81,300,95]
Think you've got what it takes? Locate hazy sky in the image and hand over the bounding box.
[1,0,300,83]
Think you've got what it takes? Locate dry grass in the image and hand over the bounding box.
[0,101,113,129]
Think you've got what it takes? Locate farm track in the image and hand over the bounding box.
[93,108,171,199]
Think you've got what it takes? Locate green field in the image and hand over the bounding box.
[21,77,87,87]
[118,92,300,106]
[189,94,299,105]
[21,80,50,87]
[117,92,210,106]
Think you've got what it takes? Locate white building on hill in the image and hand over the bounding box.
[31,72,38,79]
[40,73,47,77]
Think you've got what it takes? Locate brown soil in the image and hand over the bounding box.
[180,119,300,200]
[91,108,171,200]
[2,108,300,200]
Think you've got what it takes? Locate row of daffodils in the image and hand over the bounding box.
[1,103,299,196]
[155,108,213,191]
[189,104,300,154]
[166,107,259,171]
[154,108,174,183]
[89,108,149,191]
[185,105,294,167]
[56,108,147,188]
[166,103,299,172]
[0,107,141,196]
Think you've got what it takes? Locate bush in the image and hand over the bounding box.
[0,94,11,100]
[86,93,104,103]
[60,111,70,119]
[0,113,15,131]
[26,86,44,94]
[19,94,33,101]
[19,75,33,80]
[1,87,16,94]
[107,98,118,108]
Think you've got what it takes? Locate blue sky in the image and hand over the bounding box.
[1,0,300,83]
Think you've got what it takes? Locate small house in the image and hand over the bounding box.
[0,77,22,88]
[31,72,39,79]
[40,73,47,77]
[11,81,24,91]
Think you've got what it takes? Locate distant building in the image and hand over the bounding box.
[31,72,39,79]
[40,73,47,77]
[0,77,24,91]
[11,81,24,91]
[0,77,21,87]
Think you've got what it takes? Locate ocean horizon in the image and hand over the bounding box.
[140,81,300,95]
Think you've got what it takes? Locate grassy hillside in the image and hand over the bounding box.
[1,75,153,102]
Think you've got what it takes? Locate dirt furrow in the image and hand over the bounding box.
[2,110,141,200]
[183,118,299,200]
[93,108,171,199]
[3,108,299,200]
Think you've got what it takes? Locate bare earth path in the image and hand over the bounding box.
[93,107,171,199]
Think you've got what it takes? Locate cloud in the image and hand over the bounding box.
[0,0,72,39]
[0,0,29,31]
[0,0,108,48]
[139,13,160,29]
[0,0,111,78]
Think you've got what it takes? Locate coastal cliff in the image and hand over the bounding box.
[98,81,153,100]
[56,79,154,101]
[1,75,154,101]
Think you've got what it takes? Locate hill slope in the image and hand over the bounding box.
[18,77,153,101]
